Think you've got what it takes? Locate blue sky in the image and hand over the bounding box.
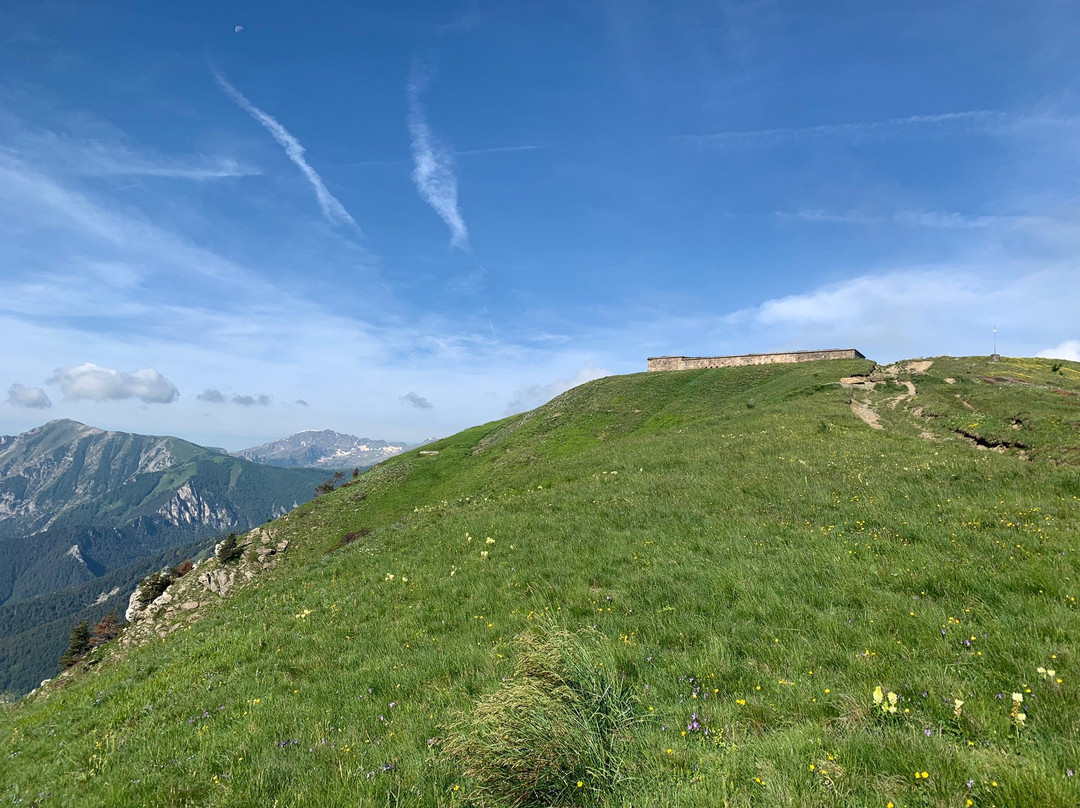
[2,1,1079,449]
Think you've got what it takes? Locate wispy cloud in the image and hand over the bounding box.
[407,65,470,250]
[676,110,1002,146]
[0,113,611,445]
[1037,340,1080,363]
[435,2,483,34]
[777,208,1037,230]
[75,149,258,179]
[455,145,541,157]
[344,144,539,170]
[0,152,265,290]
[506,361,609,414]
[213,69,359,231]
[0,103,261,181]
[3,128,260,180]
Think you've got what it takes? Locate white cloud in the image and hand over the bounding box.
[197,388,227,403]
[195,387,274,407]
[749,271,977,327]
[213,70,359,231]
[407,66,470,250]
[715,264,1080,363]
[48,363,179,404]
[400,391,434,409]
[1037,340,1080,362]
[506,361,609,414]
[6,383,51,409]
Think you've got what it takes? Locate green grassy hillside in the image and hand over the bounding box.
[2,356,1079,807]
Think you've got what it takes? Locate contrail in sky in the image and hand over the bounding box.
[455,145,541,156]
[676,110,1002,146]
[213,69,359,231]
[407,65,470,251]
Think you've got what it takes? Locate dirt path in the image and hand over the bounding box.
[850,360,930,427]
[888,380,917,409]
[850,397,883,429]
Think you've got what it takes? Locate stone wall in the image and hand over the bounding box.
[647,348,865,372]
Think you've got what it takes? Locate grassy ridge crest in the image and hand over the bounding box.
[2,356,1079,807]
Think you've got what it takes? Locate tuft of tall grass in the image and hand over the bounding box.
[443,621,638,807]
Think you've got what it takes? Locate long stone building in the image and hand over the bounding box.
[647,348,865,372]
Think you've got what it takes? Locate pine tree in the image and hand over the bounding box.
[137,571,173,606]
[216,532,246,564]
[60,620,91,669]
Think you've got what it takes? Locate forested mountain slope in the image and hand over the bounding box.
[0,420,327,695]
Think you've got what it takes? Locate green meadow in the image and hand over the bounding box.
[3,356,1079,807]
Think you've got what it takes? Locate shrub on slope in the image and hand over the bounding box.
[444,622,637,807]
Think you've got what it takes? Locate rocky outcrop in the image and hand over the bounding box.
[156,483,235,528]
[119,527,289,647]
[92,585,120,605]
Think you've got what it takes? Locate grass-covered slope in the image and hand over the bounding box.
[2,356,1079,807]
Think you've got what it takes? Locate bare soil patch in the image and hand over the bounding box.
[850,398,883,430]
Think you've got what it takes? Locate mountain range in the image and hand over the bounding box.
[232,429,412,470]
[0,419,328,695]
